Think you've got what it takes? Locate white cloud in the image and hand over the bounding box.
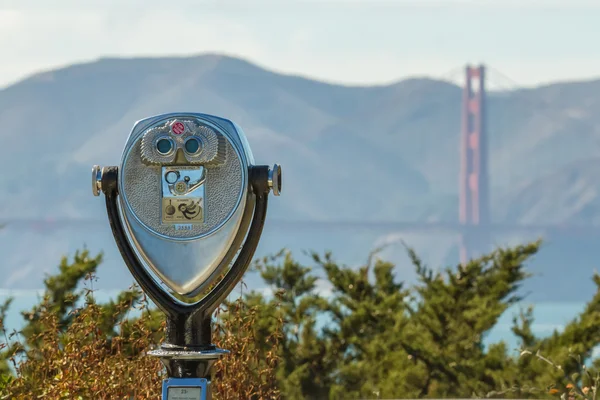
[5,0,600,9]
[0,7,267,88]
[1,1,600,88]
[102,10,266,58]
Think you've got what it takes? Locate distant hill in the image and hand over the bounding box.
[1,54,600,299]
[2,54,600,224]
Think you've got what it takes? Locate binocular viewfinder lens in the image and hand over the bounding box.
[185,137,201,154]
[157,138,173,154]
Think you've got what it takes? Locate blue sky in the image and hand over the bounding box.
[1,0,599,88]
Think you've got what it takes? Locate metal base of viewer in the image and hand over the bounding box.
[98,165,275,399]
[149,347,229,400]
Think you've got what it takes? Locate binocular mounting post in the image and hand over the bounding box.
[99,165,272,400]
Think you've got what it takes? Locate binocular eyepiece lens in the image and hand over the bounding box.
[157,138,173,154]
[184,137,201,154]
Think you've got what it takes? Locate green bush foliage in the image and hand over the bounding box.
[2,240,600,399]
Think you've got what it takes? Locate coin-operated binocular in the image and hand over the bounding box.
[92,113,281,400]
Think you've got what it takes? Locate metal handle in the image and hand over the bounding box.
[268,164,282,196]
[91,165,103,196]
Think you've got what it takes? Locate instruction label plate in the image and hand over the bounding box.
[162,197,204,224]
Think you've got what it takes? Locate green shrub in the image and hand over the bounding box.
[0,250,281,400]
[3,241,600,399]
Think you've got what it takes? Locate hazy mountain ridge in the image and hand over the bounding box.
[2,54,600,223]
[2,54,600,298]
[0,55,436,222]
[0,55,600,223]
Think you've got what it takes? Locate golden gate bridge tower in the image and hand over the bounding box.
[459,65,490,264]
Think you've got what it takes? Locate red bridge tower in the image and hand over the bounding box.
[459,65,490,263]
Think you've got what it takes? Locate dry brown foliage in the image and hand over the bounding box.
[213,297,282,400]
[1,286,283,400]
